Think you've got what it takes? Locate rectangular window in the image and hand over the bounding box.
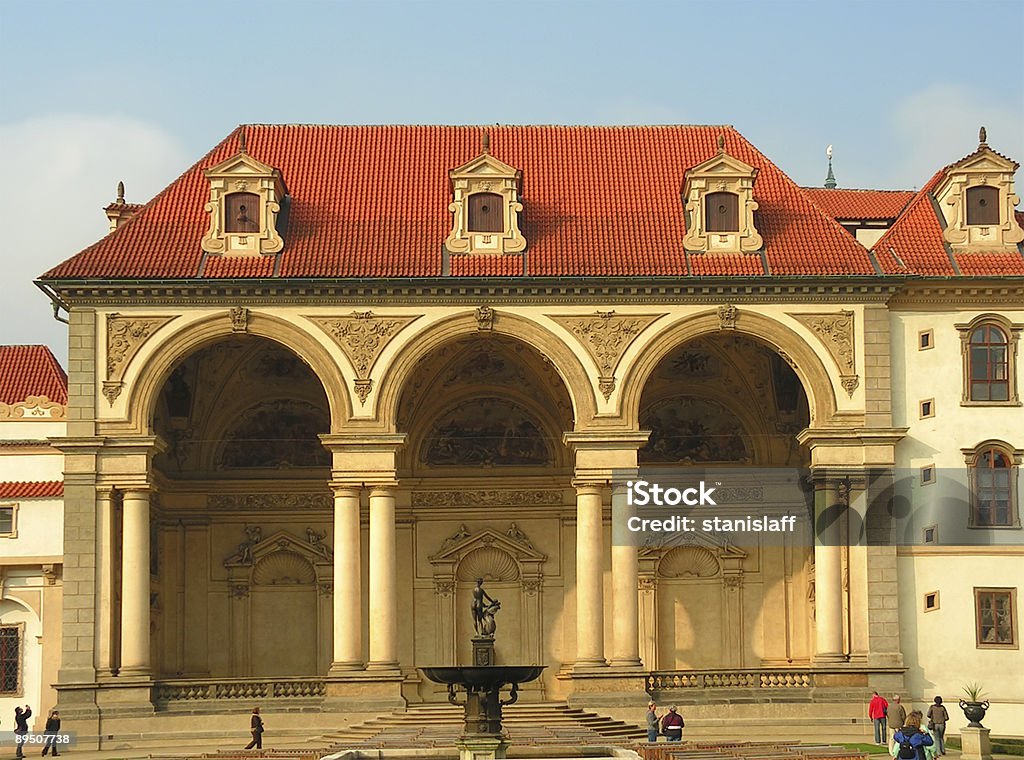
[919,330,934,350]
[920,399,934,418]
[974,588,1018,648]
[0,625,20,694]
[924,591,940,612]
[920,465,936,485]
[0,505,15,537]
[923,525,938,544]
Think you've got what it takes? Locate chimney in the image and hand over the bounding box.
[104,181,142,231]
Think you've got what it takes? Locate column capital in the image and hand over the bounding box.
[328,481,364,497]
[572,480,606,494]
[368,482,400,495]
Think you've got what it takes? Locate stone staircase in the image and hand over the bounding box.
[320,701,647,750]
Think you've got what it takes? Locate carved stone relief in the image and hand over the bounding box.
[421,398,551,467]
[640,396,750,464]
[413,489,562,508]
[789,311,859,397]
[549,311,662,399]
[104,314,177,404]
[310,312,420,406]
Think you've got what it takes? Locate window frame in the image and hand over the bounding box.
[924,590,940,612]
[957,315,1022,407]
[973,587,1018,650]
[223,191,262,234]
[0,502,17,538]
[918,329,934,351]
[0,622,24,696]
[466,192,506,234]
[705,191,740,233]
[965,185,1000,226]
[963,440,1022,529]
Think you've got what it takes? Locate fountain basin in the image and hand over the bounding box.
[421,666,545,689]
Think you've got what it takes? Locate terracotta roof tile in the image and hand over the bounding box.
[42,125,881,280]
[0,346,68,405]
[0,481,63,499]
[803,188,915,220]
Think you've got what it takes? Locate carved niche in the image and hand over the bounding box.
[310,312,420,405]
[430,526,547,597]
[549,311,663,399]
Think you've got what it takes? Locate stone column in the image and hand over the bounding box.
[95,487,116,677]
[367,484,398,670]
[331,485,363,671]
[610,482,641,667]
[574,483,607,668]
[814,478,846,663]
[119,488,151,676]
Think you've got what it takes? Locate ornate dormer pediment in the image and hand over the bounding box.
[683,142,763,254]
[445,137,527,256]
[935,129,1024,252]
[201,145,287,257]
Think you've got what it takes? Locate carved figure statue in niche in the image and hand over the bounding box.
[471,579,501,637]
[442,524,471,550]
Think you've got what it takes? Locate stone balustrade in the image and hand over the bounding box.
[154,677,326,703]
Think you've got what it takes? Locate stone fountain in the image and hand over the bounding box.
[420,579,545,760]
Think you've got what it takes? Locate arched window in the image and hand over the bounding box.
[968,324,1010,402]
[468,193,504,233]
[966,185,999,226]
[967,444,1019,528]
[705,192,739,232]
[224,192,261,233]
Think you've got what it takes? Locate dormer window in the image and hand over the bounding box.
[444,134,526,256]
[705,192,739,232]
[966,185,999,226]
[936,128,1024,252]
[682,136,763,254]
[201,132,287,256]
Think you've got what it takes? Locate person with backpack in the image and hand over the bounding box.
[926,697,948,756]
[660,705,684,742]
[893,711,934,760]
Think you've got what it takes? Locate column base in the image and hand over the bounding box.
[456,737,508,760]
[607,658,643,669]
[813,652,847,664]
[328,661,366,674]
[572,658,608,673]
[366,660,401,672]
[117,666,153,678]
[960,727,992,760]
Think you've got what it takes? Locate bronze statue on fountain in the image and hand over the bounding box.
[420,580,545,760]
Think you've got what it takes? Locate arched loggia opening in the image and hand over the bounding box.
[145,336,334,679]
[635,333,816,671]
[396,334,573,701]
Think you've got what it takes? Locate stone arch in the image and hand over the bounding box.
[125,311,351,435]
[375,311,597,432]
[620,309,838,428]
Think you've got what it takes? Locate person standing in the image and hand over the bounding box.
[41,710,61,756]
[14,705,32,759]
[660,705,684,742]
[869,691,890,744]
[244,707,264,750]
[886,695,907,740]
[645,701,660,743]
[894,711,934,760]
[926,697,949,756]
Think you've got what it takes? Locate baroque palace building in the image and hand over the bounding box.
[34,125,1023,743]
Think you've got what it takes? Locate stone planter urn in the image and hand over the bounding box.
[959,699,990,728]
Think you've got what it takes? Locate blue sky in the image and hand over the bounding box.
[2,0,1023,359]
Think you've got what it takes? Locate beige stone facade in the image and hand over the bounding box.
[36,125,1024,744]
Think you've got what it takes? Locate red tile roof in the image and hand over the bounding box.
[42,125,884,280]
[803,188,915,221]
[0,346,68,405]
[0,481,63,499]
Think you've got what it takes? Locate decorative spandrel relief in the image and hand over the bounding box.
[640,397,750,464]
[310,312,420,406]
[104,314,177,404]
[421,398,552,467]
[549,311,663,399]
[789,311,859,397]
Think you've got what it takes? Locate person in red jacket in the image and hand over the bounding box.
[869,691,889,744]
